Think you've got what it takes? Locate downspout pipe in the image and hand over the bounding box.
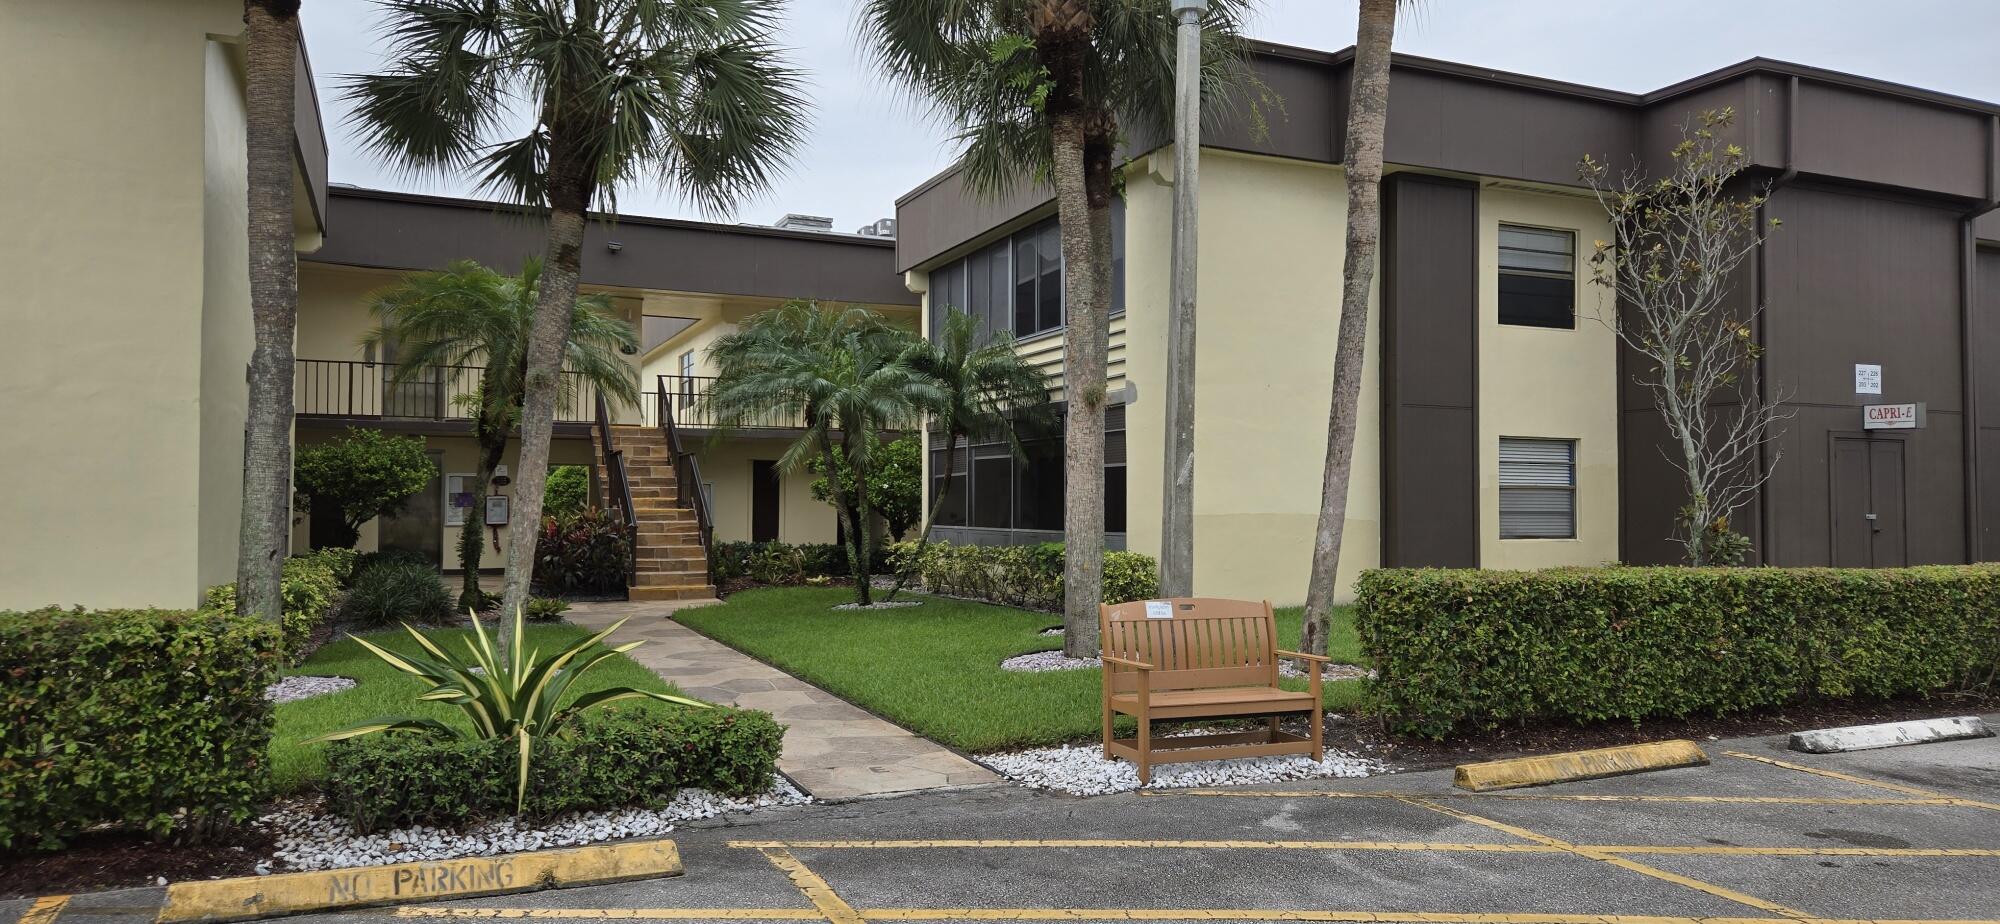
[1960,113,1999,563]
[1753,75,1799,564]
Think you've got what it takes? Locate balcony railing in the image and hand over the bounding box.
[638,375,803,430]
[295,359,600,424]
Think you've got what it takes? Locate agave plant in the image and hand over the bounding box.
[310,606,708,812]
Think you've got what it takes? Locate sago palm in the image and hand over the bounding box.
[706,302,940,606]
[883,307,1054,601]
[363,260,639,610]
[860,0,1259,656]
[345,0,808,639]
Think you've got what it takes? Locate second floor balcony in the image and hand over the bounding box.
[293,359,805,432]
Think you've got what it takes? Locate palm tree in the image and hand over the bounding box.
[883,308,1054,602]
[705,302,939,607]
[1300,0,1398,655]
[236,0,304,623]
[362,260,640,611]
[345,0,808,636]
[861,0,1259,658]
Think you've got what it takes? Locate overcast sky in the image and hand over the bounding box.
[301,1,2000,230]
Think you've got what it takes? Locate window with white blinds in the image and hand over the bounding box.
[1499,438,1576,539]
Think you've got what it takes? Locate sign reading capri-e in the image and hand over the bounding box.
[1863,402,1925,430]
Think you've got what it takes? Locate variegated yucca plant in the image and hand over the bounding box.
[309,606,708,812]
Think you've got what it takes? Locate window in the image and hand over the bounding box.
[677,351,695,407]
[929,208,1126,346]
[930,437,968,528]
[931,403,1125,535]
[1499,438,1576,539]
[1498,224,1576,329]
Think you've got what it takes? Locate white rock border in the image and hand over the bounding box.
[264,676,357,704]
[999,651,1373,682]
[264,777,810,872]
[983,735,1387,796]
[832,600,923,611]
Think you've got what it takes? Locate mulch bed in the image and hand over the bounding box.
[0,827,275,900]
[1328,693,2000,771]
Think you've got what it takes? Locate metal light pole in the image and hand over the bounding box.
[1159,0,1206,599]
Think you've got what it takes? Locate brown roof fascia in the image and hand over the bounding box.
[324,185,898,249]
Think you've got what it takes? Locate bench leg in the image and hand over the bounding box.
[1265,716,1281,742]
[1310,704,1324,762]
[1102,701,1114,758]
[1135,714,1152,785]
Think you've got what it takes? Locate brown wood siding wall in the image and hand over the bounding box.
[1978,246,2000,558]
[1380,173,1479,567]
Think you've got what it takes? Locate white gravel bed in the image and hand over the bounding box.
[832,600,923,610]
[984,739,1386,796]
[264,676,356,703]
[265,778,809,871]
[1040,627,1064,636]
[1000,651,1373,682]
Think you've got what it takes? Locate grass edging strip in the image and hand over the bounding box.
[1454,740,1709,792]
[1787,716,1993,754]
[154,838,682,923]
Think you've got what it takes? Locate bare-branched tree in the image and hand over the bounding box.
[1579,108,1792,566]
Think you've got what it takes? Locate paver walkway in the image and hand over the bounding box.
[565,599,1000,801]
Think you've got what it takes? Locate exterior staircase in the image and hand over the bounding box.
[593,424,717,602]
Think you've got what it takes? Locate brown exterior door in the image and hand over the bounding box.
[751,460,780,543]
[1831,438,1906,567]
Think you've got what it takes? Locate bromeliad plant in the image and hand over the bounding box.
[309,607,708,813]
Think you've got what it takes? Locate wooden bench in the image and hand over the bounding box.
[1099,597,1327,783]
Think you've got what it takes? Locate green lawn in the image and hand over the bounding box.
[675,587,1368,752]
[271,625,688,793]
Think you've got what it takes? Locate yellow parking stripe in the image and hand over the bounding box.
[1149,790,1949,807]
[759,847,867,924]
[385,910,2000,924]
[393,911,822,920]
[1725,752,2000,812]
[729,839,2000,859]
[20,896,70,924]
[1396,799,1817,922]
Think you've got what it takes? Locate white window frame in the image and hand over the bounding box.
[1498,438,1577,540]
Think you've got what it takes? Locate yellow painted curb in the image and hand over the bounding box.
[1453,740,1709,792]
[156,838,683,924]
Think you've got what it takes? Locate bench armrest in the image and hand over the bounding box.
[1275,649,1332,664]
[1101,655,1155,671]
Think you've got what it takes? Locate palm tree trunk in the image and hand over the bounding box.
[498,164,590,642]
[884,426,961,602]
[820,437,871,605]
[235,0,302,622]
[851,439,876,607]
[458,431,506,611]
[1053,112,1115,659]
[1301,0,1397,655]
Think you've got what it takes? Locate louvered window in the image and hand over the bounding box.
[1499,438,1576,539]
[1498,224,1576,329]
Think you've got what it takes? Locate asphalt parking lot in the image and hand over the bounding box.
[22,720,2000,924]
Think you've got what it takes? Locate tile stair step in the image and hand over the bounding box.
[635,559,706,574]
[627,583,719,601]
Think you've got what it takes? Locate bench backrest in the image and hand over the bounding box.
[1099,597,1279,693]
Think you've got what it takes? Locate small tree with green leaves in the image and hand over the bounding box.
[706,302,939,606]
[810,433,922,542]
[546,465,592,519]
[1579,108,1792,566]
[295,430,437,549]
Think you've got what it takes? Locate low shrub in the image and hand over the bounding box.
[1356,565,2000,738]
[545,465,591,519]
[302,547,362,586]
[533,509,633,596]
[885,540,1158,612]
[524,596,571,622]
[0,607,280,850]
[203,553,342,662]
[342,559,454,628]
[323,707,783,833]
[713,541,868,586]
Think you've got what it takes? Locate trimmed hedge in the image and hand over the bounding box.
[0,607,281,849]
[203,551,344,662]
[323,706,783,833]
[713,541,880,586]
[887,540,1158,612]
[1356,565,2000,737]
